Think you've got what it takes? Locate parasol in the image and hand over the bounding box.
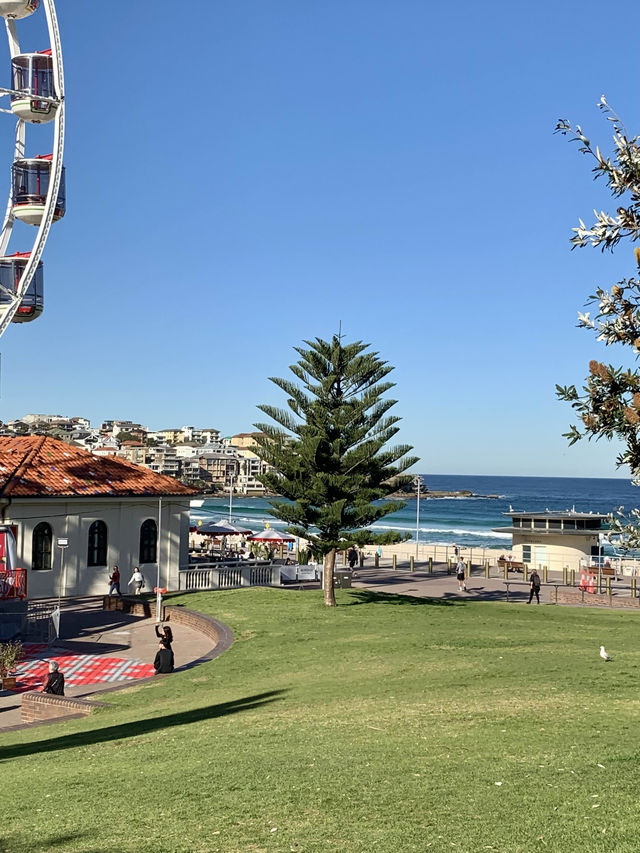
[189,520,240,536]
[209,519,254,536]
[248,528,296,544]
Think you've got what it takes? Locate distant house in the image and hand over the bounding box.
[230,432,264,449]
[0,436,197,599]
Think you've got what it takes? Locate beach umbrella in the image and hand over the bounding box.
[189,520,239,536]
[209,519,254,536]
[248,528,295,544]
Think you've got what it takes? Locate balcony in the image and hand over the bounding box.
[0,568,27,600]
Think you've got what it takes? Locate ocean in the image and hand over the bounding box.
[192,474,640,551]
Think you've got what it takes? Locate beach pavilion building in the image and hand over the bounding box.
[492,509,610,573]
[0,435,197,600]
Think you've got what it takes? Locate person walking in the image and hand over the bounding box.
[128,567,145,595]
[347,547,358,569]
[43,660,65,695]
[528,568,541,604]
[456,558,467,592]
[108,565,122,596]
[154,639,174,674]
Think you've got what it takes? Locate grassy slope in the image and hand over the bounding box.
[2,588,639,853]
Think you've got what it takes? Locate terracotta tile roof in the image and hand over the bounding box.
[0,436,197,498]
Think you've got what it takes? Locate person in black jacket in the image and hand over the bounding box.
[528,569,541,604]
[155,623,173,648]
[43,661,65,695]
[153,640,174,674]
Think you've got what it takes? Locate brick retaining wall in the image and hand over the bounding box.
[17,600,235,728]
[102,596,233,655]
[163,605,225,645]
[21,691,111,724]
[102,596,232,650]
[103,595,154,618]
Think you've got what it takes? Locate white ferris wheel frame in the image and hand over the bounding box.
[0,0,64,338]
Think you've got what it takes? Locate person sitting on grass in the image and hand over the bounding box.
[154,639,174,674]
[43,660,65,695]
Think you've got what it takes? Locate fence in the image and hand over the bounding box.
[350,547,640,577]
[178,560,281,592]
[24,600,57,644]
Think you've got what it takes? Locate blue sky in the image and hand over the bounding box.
[0,0,638,477]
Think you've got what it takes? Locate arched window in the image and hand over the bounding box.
[139,519,157,563]
[32,522,52,571]
[87,520,107,567]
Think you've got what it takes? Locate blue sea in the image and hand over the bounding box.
[192,475,640,550]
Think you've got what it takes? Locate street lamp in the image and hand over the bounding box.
[414,476,423,559]
[228,470,235,520]
[55,537,69,639]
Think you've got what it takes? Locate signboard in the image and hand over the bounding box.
[297,565,319,581]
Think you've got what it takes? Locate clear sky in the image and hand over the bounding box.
[0,0,638,478]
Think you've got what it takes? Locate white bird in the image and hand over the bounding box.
[600,645,611,661]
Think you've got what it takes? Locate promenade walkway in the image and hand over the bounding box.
[350,565,550,603]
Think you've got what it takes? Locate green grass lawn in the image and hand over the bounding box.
[3,588,640,853]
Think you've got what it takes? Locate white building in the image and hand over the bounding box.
[492,510,610,572]
[0,435,197,598]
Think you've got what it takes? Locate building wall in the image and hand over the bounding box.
[5,497,191,599]
[511,532,601,570]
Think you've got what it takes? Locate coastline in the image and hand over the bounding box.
[195,474,634,553]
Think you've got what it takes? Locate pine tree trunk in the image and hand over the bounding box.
[323,548,336,607]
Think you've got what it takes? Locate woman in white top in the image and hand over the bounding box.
[128,567,145,595]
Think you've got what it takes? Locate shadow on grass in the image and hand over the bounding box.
[0,690,286,762]
[0,831,93,853]
[345,589,529,606]
[344,590,459,606]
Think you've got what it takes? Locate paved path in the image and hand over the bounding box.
[350,566,552,603]
[0,597,214,730]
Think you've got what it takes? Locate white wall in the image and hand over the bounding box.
[511,532,601,571]
[5,497,191,599]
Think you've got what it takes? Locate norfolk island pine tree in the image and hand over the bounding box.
[253,334,418,606]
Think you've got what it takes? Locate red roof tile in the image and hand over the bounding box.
[0,436,197,498]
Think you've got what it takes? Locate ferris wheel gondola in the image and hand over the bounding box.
[0,0,64,333]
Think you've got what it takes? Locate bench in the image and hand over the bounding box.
[594,565,616,577]
[497,559,525,573]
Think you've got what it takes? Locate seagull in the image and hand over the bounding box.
[600,645,611,661]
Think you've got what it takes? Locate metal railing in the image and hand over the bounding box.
[178,560,280,592]
[0,568,27,600]
[24,600,56,644]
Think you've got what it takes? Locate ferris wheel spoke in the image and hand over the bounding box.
[0,87,59,104]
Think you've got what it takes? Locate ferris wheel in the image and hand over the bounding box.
[0,0,64,337]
